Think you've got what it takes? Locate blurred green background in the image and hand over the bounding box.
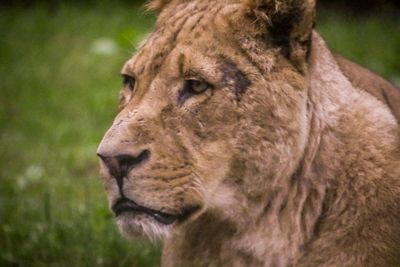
[0,1,399,267]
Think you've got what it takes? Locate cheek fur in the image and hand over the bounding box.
[181,91,239,144]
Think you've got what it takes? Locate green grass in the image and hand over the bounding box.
[0,3,160,267]
[0,3,398,267]
[317,11,400,85]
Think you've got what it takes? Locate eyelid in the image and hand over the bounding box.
[177,77,213,106]
[183,68,218,89]
[183,69,207,81]
[186,79,212,89]
[186,78,213,92]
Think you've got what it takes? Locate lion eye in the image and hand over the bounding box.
[186,80,210,94]
[122,74,136,91]
[178,79,212,105]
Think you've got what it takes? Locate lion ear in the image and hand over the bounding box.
[244,0,316,70]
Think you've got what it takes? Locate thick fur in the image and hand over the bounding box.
[97,0,400,266]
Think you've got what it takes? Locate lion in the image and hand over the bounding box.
[96,0,400,266]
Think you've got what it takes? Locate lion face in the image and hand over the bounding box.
[97,0,312,240]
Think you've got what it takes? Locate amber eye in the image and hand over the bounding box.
[122,74,136,91]
[177,79,212,105]
[186,79,210,94]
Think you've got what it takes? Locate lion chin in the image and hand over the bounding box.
[111,196,202,241]
[116,213,172,241]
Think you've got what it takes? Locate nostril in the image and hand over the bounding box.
[97,154,117,175]
[97,149,150,180]
[137,149,150,164]
[116,149,150,174]
[96,152,105,159]
[97,149,150,197]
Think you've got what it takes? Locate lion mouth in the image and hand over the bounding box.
[112,198,199,225]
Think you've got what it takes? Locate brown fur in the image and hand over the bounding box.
[97,0,400,266]
[334,54,400,123]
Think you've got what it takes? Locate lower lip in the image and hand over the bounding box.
[115,208,178,225]
[115,208,139,217]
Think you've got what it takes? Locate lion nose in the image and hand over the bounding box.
[96,148,150,185]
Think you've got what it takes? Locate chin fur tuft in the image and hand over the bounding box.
[116,214,171,242]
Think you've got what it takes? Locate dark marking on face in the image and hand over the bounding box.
[177,89,192,106]
[137,66,145,76]
[218,55,251,101]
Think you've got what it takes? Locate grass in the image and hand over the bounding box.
[0,3,398,267]
[317,10,400,84]
[0,3,160,267]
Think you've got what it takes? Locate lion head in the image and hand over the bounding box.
[97,0,315,240]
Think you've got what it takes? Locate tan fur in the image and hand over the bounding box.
[97,0,400,266]
[334,54,400,122]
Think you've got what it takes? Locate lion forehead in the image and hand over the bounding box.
[130,3,246,76]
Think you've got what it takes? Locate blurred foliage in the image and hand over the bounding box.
[317,11,400,85]
[1,0,400,13]
[319,0,400,14]
[0,3,160,267]
[0,1,399,267]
